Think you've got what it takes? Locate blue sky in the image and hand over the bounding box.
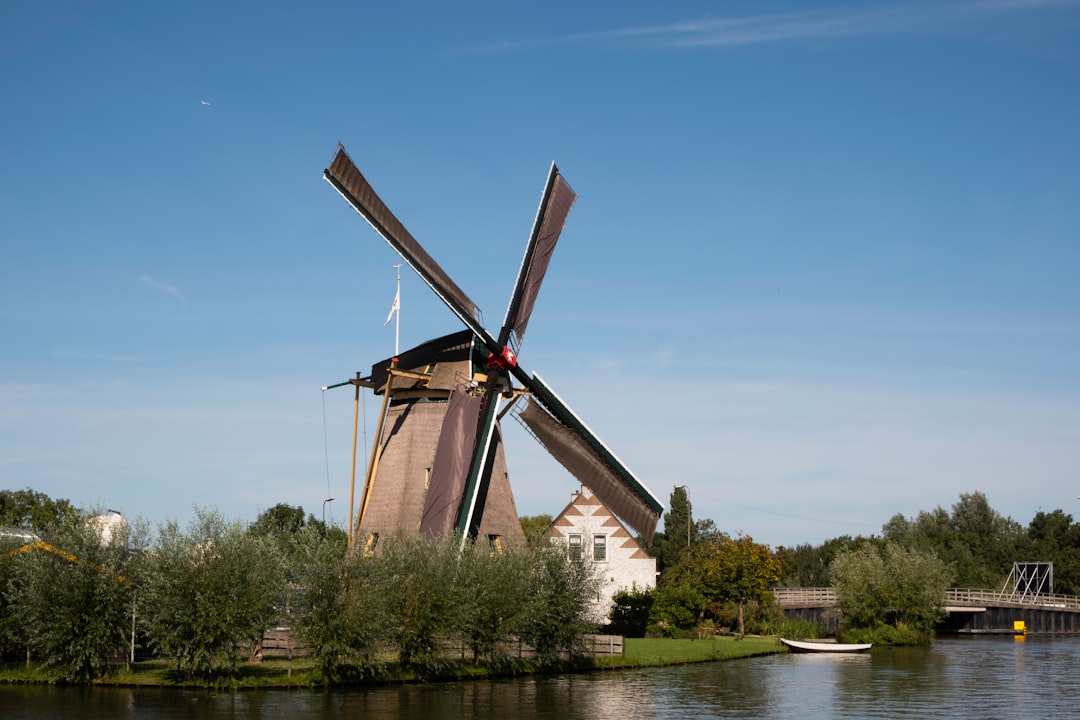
[2,1,1078,548]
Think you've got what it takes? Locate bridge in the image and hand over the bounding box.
[774,587,1080,635]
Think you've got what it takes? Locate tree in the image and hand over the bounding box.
[880,492,1024,590]
[456,542,534,665]
[289,525,384,681]
[949,491,1022,587]
[371,532,465,674]
[0,488,81,533]
[777,535,861,588]
[652,486,693,575]
[518,514,554,546]
[514,544,599,665]
[1021,510,1080,595]
[607,585,655,638]
[830,541,954,644]
[249,503,309,539]
[8,515,134,682]
[649,582,706,636]
[141,508,285,678]
[698,534,781,637]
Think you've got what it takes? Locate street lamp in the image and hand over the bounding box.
[322,496,336,525]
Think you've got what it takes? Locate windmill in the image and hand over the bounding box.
[324,145,663,551]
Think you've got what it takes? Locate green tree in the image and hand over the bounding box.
[652,486,693,575]
[514,544,599,665]
[698,534,782,637]
[141,508,285,679]
[518,514,553,546]
[372,532,465,674]
[884,492,1022,589]
[249,503,309,539]
[289,525,384,681]
[8,516,134,682]
[949,491,1022,587]
[608,585,655,638]
[830,540,953,644]
[777,535,860,587]
[0,488,81,533]
[456,542,533,665]
[649,582,706,636]
[1021,510,1080,595]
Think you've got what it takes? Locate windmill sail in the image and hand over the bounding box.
[501,164,577,348]
[419,386,481,538]
[516,374,663,541]
[460,164,578,538]
[324,146,486,340]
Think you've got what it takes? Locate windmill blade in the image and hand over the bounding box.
[499,164,577,348]
[515,373,663,541]
[467,166,577,532]
[324,145,495,346]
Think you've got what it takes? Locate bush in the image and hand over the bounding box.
[514,545,599,666]
[140,509,285,679]
[607,585,655,638]
[649,583,704,632]
[289,526,385,681]
[8,518,135,682]
[830,541,953,644]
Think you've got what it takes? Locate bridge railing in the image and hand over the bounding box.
[773,587,1080,610]
[772,587,839,607]
[945,588,1080,610]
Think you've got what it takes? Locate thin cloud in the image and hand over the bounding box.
[466,0,1079,53]
[137,274,186,304]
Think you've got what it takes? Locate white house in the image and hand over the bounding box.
[547,486,657,624]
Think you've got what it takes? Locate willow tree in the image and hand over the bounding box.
[9,518,135,682]
[830,541,953,644]
[141,508,285,678]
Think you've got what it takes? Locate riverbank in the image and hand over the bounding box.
[1,635,785,688]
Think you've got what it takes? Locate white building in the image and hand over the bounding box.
[547,486,657,624]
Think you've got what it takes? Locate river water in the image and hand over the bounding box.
[2,636,1076,719]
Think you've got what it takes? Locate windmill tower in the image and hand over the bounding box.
[324,145,663,551]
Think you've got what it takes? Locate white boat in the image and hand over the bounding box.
[781,638,872,653]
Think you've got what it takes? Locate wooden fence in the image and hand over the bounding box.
[256,629,623,660]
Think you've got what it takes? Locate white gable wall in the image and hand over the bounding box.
[547,486,658,625]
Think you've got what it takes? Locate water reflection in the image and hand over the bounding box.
[3,637,1079,720]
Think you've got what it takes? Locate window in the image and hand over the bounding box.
[568,534,582,560]
[363,532,380,557]
[487,534,503,555]
[593,534,607,562]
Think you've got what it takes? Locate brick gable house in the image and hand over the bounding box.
[547,486,657,624]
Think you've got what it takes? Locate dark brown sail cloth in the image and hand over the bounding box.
[419,387,481,538]
[324,146,479,326]
[502,168,577,345]
[518,400,660,542]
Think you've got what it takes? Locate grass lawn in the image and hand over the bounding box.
[605,635,784,668]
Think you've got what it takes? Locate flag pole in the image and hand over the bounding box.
[393,264,401,356]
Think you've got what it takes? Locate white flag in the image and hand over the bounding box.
[384,287,400,326]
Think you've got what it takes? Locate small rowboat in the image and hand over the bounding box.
[781,638,872,653]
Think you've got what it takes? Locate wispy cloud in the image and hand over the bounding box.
[466,0,1078,54]
[137,274,186,304]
